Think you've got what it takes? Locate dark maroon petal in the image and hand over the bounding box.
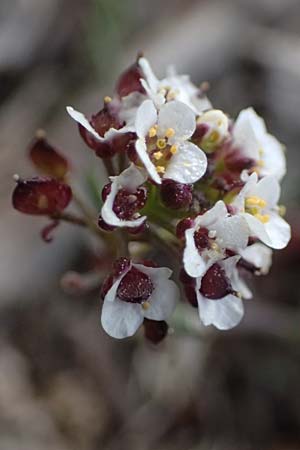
[110,132,137,154]
[40,219,59,243]
[29,135,69,179]
[192,123,209,141]
[160,179,193,210]
[143,319,168,344]
[112,257,131,278]
[194,227,210,250]
[97,216,115,232]
[113,187,147,220]
[176,217,195,239]
[12,177,72,215]
[141,260,159,268]
[200,263,233,300]
[116,61,146,97]
[117,267,154,304]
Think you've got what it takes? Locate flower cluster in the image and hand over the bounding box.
[12,56,291,340]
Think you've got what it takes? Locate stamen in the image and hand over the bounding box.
[278,205,286,216]
[254,213,270,223]
[156,166,165,174]
[148,127,157,138]
[153,151,163,160]
[156,138,167,150]
[170,144,178,155]
[208,130,220,143]
[104,96,112,103]
[245,196,267,208]
[142,301,150,310]
[165,128,175,138]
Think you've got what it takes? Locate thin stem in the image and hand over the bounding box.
[103,157,116,177]
[52,211,87,227]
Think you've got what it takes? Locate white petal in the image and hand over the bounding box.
[67,106,103,141]
[132,264,178,320]
[243,212,271,246]
[231,172,258,211]
[112,163,147,191]
[101,298,143,338]
[198,109,229,143]
[251,175,280,208]
[259,133,286,181]
[219,255,241,278]
[158,101,196,140]
[135,100,157,138]
[135,138,161,184]
[104,264,131,303]
[164,141,207,184]
[138,57,159,93]
[143,279,178,321]
[240,243,272,274]
[196,290,244,330]
[195,200,228,228]
[231,269,253,300]
[264,212,291,250]
[214,215,249,251]
[233,109,260,160]
[183,228,207,278]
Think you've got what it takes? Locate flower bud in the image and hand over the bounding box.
[143,319,168,344]
[97,215,116,232]
[160,179,193,210]
[115,61,146,97]
[29,133,69,179]
[12,176,72,215]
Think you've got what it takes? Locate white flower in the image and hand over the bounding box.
[231,171,291,249]
[135,99,207,184]
[232,107,286,180]
[183,200,249,278]
[101,164,147,228]
[139,57,212,113]
[101,262,179,338]
[196,109,229,146]
[66,105,134,143]
[195,256,245,330]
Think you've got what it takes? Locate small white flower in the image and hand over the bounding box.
[101,164,147,228]
[233,107,286,180]
[66,105,134,143]
[195,256,245,330]
[197,109,229,146]
[183,200,249,278]
[135,99,207,184]
[101,262,179,338]
[231,172,291,249]
[139,57,212,113]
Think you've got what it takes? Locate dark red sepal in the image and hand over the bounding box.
[12,176,72,216]
[29,135,69,179]
[115,61,146,97]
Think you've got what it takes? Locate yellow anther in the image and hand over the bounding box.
[257,159,265,167]
[156,138,167,149]
[170,144,178,155]
[237,292,242,299]
[254,213,270,223]
[208,130,220,143]
[165,127,175,138]
[278,205,286,217]
[156,166,165,174]
[210,242,219,251]
[148,127,157,138]
[258,147,264,157]
[166,90,176,101]
[246,196,267,208]
[142,301,150,310]
[153,151,163,160]
[37,195,49,210]
[104,95,112,103]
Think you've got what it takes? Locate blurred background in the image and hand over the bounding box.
[1,0,300,449]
